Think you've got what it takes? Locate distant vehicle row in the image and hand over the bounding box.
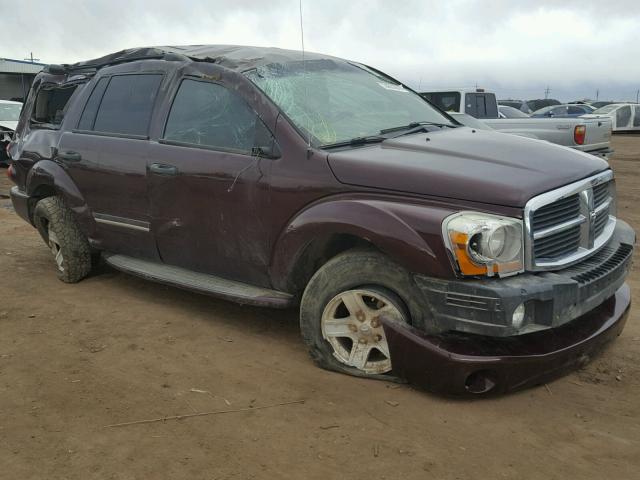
[420,89,613,158]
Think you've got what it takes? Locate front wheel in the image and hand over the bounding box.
[300,249,422,379]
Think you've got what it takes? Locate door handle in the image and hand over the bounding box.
[58,151,82,162]
[149,163,178,176]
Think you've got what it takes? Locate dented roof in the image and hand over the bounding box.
[56,45,339,73]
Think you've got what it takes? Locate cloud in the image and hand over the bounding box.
[4,0,639,100]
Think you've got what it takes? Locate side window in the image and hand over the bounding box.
[421,92,460,113]
[616,106,631,127]
[568,105,584,115]
[31,84,79,127]
[163,79,264,154]
[79,74,162,137]
[633,106,640,127]
[77,77,109,130]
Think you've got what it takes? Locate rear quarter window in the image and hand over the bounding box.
[31,84,79,128]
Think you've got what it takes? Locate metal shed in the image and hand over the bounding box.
[0,58,45,101]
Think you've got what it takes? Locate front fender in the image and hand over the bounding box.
[270,197,459,291]
[26,160,95,234]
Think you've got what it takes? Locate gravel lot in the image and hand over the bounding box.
[1,136,639,479]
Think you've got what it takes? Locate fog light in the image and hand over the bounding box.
[512,303,526,328]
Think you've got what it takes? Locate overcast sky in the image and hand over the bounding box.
[3,0,640,101]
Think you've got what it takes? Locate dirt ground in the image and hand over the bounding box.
[1,136,639,480]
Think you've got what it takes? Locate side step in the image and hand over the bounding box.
[103,253,294,308]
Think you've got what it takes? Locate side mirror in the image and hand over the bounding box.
[547,111,554,117]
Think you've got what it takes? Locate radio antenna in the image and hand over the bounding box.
[299,0,311,147]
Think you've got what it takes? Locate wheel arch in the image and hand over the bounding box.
[25,160,95,234]
[270,197,456,294]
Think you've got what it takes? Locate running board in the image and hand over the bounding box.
[103,253,294,308]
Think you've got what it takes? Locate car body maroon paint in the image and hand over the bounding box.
[327,128,609,207]
[7,45,635,395]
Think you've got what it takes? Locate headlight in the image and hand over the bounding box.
[443,212,524,277]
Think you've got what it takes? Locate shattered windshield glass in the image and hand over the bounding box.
[244,59,450,146]
[0,103,21,121]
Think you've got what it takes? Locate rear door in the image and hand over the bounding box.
[147,78,276,284]
[57,73,163,258]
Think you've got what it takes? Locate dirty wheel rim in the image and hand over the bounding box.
[321,289,406,374]
[48,227,64,272]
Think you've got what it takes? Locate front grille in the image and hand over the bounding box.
[594,210,609,237]
[534,224,581,260]
[593,182,609,207]
[525,171,616,270]
[531,194,580,231]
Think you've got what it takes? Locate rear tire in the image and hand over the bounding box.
[33,196,92,283]
[299,249,425,380]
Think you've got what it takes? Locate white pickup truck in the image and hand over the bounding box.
[420,89,613,159]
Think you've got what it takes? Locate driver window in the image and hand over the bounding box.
[164,79,262,153]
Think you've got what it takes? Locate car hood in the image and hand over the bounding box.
[0,120,17,131]
[327,127,609,208]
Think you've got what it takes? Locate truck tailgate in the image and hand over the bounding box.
[579,115,613,152]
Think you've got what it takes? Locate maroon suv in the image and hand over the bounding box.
[7,46,635,395]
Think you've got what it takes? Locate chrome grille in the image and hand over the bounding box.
[525,171,616,270]
[531,194,580,231]
[533,224,581,260]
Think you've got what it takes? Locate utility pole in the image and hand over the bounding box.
[544,86,551,99]
[596,89,599,101]
[24,52,40,63]
[636,89,639,103]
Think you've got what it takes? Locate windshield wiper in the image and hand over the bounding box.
[321,121,457,149]
[321,135,386,149]
[380,121,457,137]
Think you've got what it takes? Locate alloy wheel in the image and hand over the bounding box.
[320,288,406,374]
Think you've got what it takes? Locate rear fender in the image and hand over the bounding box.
[25,160,95,234]
[270,198,458,292]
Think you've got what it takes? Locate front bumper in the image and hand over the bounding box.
[383,283,630,395]
[415,220,634,337]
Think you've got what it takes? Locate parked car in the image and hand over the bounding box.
[591,101,617,109]
[585,103,640,133]
[421,89,613,158]
[498,105,530,118]
[0,100,22,166]
[498,100,532,114]
[531,104,595,118]
[526,98,561,112]
[7,46,634,395]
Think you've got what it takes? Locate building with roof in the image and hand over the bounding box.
[0,58,45,101]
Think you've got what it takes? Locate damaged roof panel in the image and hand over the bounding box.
[52,45,340,74]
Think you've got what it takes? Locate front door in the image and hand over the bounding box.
[147,78,275,285]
